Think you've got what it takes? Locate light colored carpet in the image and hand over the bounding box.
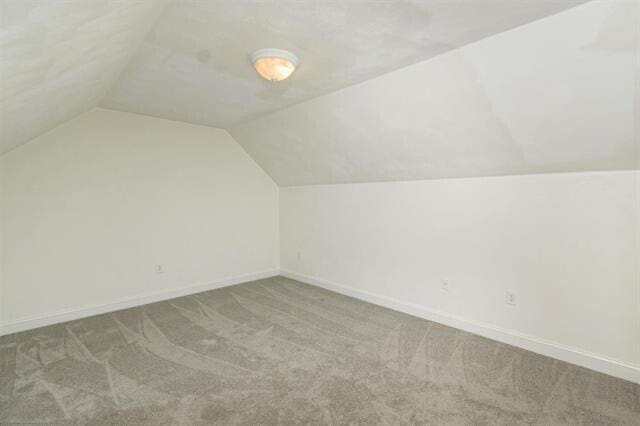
[0,276,638,425]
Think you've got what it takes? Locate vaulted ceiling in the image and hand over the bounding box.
[100,0,587,128]
[2,0,635,185]
[0,0,162,154]
[229,0,638,185]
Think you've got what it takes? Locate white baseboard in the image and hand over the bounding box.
[280,269,640,384]
[0,269,279,336]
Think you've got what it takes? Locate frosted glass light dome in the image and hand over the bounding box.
[251,48,299,82]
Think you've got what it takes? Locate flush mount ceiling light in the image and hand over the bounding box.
[251,48,299,82]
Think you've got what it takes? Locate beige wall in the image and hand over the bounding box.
[0,108,279,326]
[280,171,640,381]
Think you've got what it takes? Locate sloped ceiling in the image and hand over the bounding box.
[99,0,586,128]
[1,0,587,156]
[229,0,638,185]
[0,0,162,154]
[2,0,633,187]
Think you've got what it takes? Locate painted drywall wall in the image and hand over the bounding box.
[0,108,278,327]
[280,171,640,380]
[230,0,638,185]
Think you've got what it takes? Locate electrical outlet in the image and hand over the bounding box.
[296,251,301,262]
[442,280,450,292]
[505,291,516,306]
[156,264,164,274]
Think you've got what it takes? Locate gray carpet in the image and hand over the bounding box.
[0,276,638,425]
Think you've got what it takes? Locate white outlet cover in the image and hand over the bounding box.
[505,291,517,306]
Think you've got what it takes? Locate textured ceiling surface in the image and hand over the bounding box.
[99,0,586,129]
[2,0,632,186]
[230,0,639,185]
[0,0,162,154]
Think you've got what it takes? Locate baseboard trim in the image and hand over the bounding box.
[0,269,279,336]
[280,269,640,384]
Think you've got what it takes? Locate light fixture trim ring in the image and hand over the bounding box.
[251,48,300,67]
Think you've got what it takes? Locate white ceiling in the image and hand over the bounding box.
[100,0,588,128]
[0,0,162,154]
[230,0,638,185]
[1,0,587,155]
[3,0,633,187]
